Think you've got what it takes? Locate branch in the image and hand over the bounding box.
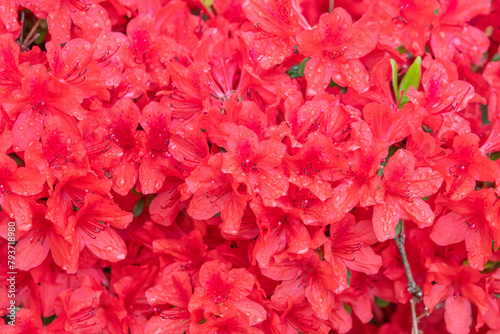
[329,0,334,13]
[22,18,42,51]
[394,221,423,334]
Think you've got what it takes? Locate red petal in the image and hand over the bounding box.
[430,212,467,246]
[79,226,127,262]
[15,234,50,271]
[241,31,295,70]
[50,229,81,274]
[305,277,335,320]
[372,198,400,241]
[233,299,267,325]
[149,186,183,227]
[464,228,492,271]
[303,56,333,96]
[345,246,382,275]
[444,296,472,334]
[399,197,435,228]
[252,167,289,198]
[330,59,369,93]
[139,156,167,195]
[407,167,444,198]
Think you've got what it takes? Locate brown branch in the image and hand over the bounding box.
[329,0,334,13]
[19,11,25,45]
[394,222,423,334]
[22,18,42,51]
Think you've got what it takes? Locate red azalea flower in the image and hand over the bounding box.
[339,270,395,324]
[188,260,266,325]
[221,125,289,199]
[268,250,345,320]
[46,172,112,232]
[189,308,265,334]
[296,7,377,95]
[424,260,489,334]
[429,0,491,62]
[241,0,306,70]
[406,58,476,129]
[3,63,84,119]
[373,149,443,241]
[284,132,343,201]
[251,195,312,267]
[428,133,500,201]
[264,301,332,334]
[0,308,42,333]
[0,33,23,100]
[50,276,128,333]
[24,114,90,188]
[105,99,146,196]
[145,270,193,334]
[324,215,382,278]
[15,203,79,272]
[152,229,214,279]
[111,263,159,333]
[139,101,182,194]
[327,121,386,221]
[185,154,251,234]
[431,190,500,271]
[262,184,338,226]
[65,193,133,266]
[362,101,425,147]
[148,178,185,226]
[46,38,109,100]
[0,153,44,229]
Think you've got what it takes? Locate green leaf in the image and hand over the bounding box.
[218,147,227,153]
[286,57,310,79]
[130,186,143,196]
[375,296,390,308]
[398,56,422,108]
[396,45,413,59]
[394,220,403,238]
[463,259,469,266]
[133,197,145,218]
[146,194,157,206]
[377,144,399,177]
[298,57,310,77]
[484,261,495,269]
[198,318,207,324]
[35,20,48,45]
[343,302,352,314]
[492,53,500,62]
[390,59,399,102]
[8,152,24,166]
[213,212,221,217]
[41,314,56,326]
[329,79,348,93]
[495,293,500,299]
[200,0,213,9]
[347,268,352,286]
[490,152,500,161]
[201,128,207,132]
[481,104,491,125]
[421,196,429,201]
[422,124,434,134]
[434,9,439,15]
[286,64,300,79]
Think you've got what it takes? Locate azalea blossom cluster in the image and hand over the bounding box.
[1,0,500,333]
